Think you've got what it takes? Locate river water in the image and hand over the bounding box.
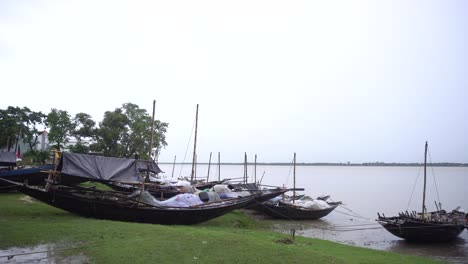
[159,163,468,263]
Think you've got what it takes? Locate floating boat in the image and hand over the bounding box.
[377,142,467,242]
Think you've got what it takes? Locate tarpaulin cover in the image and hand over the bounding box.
[136,160,163,174]
[0,152,16,166]
[60,152,143,183]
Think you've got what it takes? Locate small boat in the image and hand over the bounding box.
[377,142,467,242]
[252,153,341,220]
[254,195,341,220]
[0,152,256,225]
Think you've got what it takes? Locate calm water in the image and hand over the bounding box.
[159,164,468,263]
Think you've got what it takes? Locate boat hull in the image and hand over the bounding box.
[378,218,466,242]
[254,202,340,220]
[0,165,54,191]
[1,178,254,225]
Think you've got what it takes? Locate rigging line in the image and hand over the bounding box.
[178,116,196,179]
[406,164,422,211]
[283,156,295,187]
[427,147,442,206]
[330,223,381,228]
[333,209,371,220]
[336,205,372,220]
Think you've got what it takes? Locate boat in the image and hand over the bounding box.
[251,153,341,220]
[0,152,256,225]
[377,142,467,242]
[0,152,55,191]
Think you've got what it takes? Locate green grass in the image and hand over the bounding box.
[0,193,442,264]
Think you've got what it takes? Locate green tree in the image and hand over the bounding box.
[22,109,47,151]
[0,106,46,152]
[0,107,21,151]
[91,103,168,158]
[45,109,74,150]
[72,112,96,141]
[91,108,129,157]
[69,112,96,154]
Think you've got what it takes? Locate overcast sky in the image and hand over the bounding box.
[1,0,467,163]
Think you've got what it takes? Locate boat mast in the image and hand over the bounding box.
[146,100,156,182]
[171,155,176,178]
[190,104,199,183]
[254,154,257,183]
[422,141,428,216]
[206,152,212,182]
[293,152,296,204]
[218,152,221,181]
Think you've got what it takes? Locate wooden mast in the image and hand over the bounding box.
[243,152,247,184]
[206,152,212,182]
[218,152,221,181]
[171,155,176,178]
[422,141,428,217]
[146,99,156,182]
[254,154,257,183]
[190,104,199,183]
[293,153,296,204]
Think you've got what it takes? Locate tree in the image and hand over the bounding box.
[45,109,74,150]
[0,107,21,151]
[22,109,47,151]
[91,108,129,157]
[69,112,96,154]
[72,112,96,142]
[91,103,168,158]
[0,106,46,152]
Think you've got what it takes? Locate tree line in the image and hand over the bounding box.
[0,103,168,161]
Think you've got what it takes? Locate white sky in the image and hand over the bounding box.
[1,0,467,163]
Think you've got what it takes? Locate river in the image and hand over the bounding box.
[159,163,468,263]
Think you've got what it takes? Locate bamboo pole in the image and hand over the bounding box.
[146,100,156,182]
[422,141,428,217]
[243,152,247,184]
[293,153,296,204]
[190,104,199,182]
[254,154,257,183]
[218,152,221,181]
[171,155,176,178]
[207,152,212,182]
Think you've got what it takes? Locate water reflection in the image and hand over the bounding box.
[0,243,88,264]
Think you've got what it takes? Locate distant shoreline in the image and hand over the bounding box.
[157,162,468,167]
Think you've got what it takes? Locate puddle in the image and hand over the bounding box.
[0,243,89,264]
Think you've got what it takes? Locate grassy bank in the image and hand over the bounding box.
[0,193,441,263]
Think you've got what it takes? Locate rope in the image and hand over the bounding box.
[283,157,295,187]
[178,116,196,179]
[406,164,422,211]
[427,147,442,207]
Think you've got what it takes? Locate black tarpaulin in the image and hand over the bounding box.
[136,160,163,174]
[0,152,16,166]
[60,152,143,183]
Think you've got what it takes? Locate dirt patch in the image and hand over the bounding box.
[273,238,295,244]
[19,196,36,203]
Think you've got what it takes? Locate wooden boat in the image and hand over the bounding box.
[377,142,467,242]
[251,153,341,220]
[0,177,254,225]
[254,198,341,220]
[0,164,54,191]
[0,152,57,191]
[0,151,257,225]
